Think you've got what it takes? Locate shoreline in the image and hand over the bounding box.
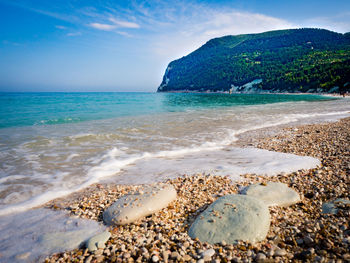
[157,90,348,97]
[1,95,348,218]
[44,117,350,262]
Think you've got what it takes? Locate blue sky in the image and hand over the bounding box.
[0,0,349,92]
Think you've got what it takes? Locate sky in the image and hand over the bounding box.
[0,0,349,92]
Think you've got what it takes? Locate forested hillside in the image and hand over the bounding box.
[158,28,350,93]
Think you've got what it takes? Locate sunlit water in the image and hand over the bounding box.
[0,92,349,216]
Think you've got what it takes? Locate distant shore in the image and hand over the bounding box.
[45,116,350,262]
[158,90,349,97]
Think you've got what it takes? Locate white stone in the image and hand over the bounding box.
[103,184,177,225]
[86,231,111,252]
[152,255,159,262]
[201,248,215,258]
[241,182,300,207]
[188,195,270,244]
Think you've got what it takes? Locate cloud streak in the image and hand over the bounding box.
[66,32,82,37]
[89,22,116,31]
[89,18,140,32]
[109,18,140,28]
[55,25,67,30]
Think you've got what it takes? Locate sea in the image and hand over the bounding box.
[0,92,350,216]
[0,92,350,262]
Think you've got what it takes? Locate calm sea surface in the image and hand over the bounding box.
[0,92,349,215]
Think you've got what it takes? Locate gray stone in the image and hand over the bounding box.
[188,195,270,244]
[303,236,313,245]
[322,198,350,214]
[241,182,300,207]
[296,238,304,245]
[86,231,111,252]
[103,184,177,225]
[39,229,94,252]
[274,248,287,257]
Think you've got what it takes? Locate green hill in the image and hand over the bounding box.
[157,28,350,93]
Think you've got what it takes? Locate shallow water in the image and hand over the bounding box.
[0,93,349,216]
[0,208,105,263]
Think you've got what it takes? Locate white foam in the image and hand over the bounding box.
[108,147,320,184]
[0,208,105,262]
[66,153,80,162]
[0,99,348,216]
[0,175,27,184]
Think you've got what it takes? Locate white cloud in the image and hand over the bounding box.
[109,18,140,28]
[89,22,116,31]
[89,18,140,32]
[66,32,82,37]
[200,12,294,37]
[303,13,350,33]
[150,8,296,63]
[116,31,133,37]
[55,25,67,30]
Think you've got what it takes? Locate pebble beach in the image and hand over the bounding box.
[44,117,350,263]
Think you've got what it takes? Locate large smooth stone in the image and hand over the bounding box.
[241,182,300,207]
[188,195,270,244]
[103,184,177,225]
[38,230,91,251]
[322,199,350,214]
[86,231,111,251]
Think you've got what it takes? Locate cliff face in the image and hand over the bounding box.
[158,28,350,93]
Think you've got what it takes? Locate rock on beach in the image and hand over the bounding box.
[241,182,301,207]
[38,229,94,252]
[86,231,111,252]
[188,194,270,244]
[322,198,350,214]
[103,184,177,225]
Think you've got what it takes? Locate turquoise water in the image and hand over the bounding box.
[0,92,332,128]
[0,92,348,263]
[0,91,349,218]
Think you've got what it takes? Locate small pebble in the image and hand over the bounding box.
[152,255,159,262]
[274,248,287,257]
[171,251,180,259]
[201,248,215,258]
[183,254,192,261]
[256,252,266,261]
[303,236,313,245]
[84,255,93,263]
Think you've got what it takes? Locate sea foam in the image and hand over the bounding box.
[0,208,105,262]
[0,98,349,216]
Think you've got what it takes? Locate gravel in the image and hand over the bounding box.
[45,117,350,262]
